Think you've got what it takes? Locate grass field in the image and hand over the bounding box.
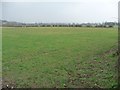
[2,27,118,88]
[0,28,2,89]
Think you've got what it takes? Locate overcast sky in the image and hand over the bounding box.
[1,0,119,23]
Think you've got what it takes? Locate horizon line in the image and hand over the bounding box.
[1,19,118,24]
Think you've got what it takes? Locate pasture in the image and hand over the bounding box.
[2,27,118,88]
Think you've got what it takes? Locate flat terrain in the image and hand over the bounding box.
[2,27,118,88]
[0,28,2,89]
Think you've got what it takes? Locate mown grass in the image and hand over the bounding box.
[0,27,2,89]
[2,27,118,88]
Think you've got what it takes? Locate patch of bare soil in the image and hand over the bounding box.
[2,78,16,89]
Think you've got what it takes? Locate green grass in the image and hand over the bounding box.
[2,27,118,88]
[0,27,2,90]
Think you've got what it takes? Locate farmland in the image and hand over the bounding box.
[2,27,118,88]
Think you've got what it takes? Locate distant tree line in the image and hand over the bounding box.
[0,20,118,28]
